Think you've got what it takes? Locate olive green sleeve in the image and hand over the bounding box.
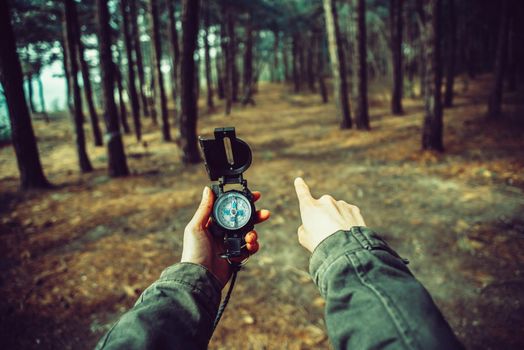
[310,227,464,350]
[95,262,221,350]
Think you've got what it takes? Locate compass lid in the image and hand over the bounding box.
[198,127,252,182]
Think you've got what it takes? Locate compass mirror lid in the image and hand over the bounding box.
[198,127,252,182]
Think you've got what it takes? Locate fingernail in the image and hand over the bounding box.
[203,186,209,196]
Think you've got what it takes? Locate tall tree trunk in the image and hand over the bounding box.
[149,0,171,141]
[506,10,517,92]
[130,0,149,117]
[231,19,239,103]
[115,60,130,134]
[180,0,201,164]
[216,45,225,99]
[167,0,180,115]
[204,5,214,110]
[323,0,352,129]
[419,0,444,151]
[121,0,141,141]
[307,33,316,93]
[36,72,49,122]
[283,39,290,83]
[487,0,510,119]
[355,0,370,129]
[26,73,37,114]
[241,13,254,106]
[292,34,300,92]
[390,0,403,114]
[223,12,233,115]
[74,5,103,146]
[60,39,73,113]
[96,0,129,177]
[0,0,50,189]
[64,0,93,173]
[316,31,328,103]
[443,0,456,107]
[273,30,280,82]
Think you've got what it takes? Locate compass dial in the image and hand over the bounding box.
[213,192,252,230]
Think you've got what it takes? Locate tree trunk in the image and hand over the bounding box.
[241,13,255,106]
[179,0,201,164]
[149,0,171,141]
[0,1,50,189]
[74,5,103,146]
[506,10,517,92]
[283,39,290,83]
[115,60,130,134]
[323,0,352,129]
[390,0,403,114]
[231,22,239,103]
[355,0,370,129]
[443,0,456,108]
[204,5,214,110]
[96,0,129,177]
[487,0,510,119]
[316,31,328,103]
[292,34,300,92]
[64,0,93,172]
[36,73,49,122]
[307,33,316,93]
[419,0,444,151]
[273,30,280,82]
[26,72,37,114]
[130,0,149,117]
[121,0,141,141]
[167,0,180,115]
[223,12,233,115]
[216,45,225,99]
[60,39,73,113]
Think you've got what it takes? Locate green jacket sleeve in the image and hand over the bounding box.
[310,227,464,350]
[95,262,222,350]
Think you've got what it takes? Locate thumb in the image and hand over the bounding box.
[294,177,313,207]
[189,187,214,229]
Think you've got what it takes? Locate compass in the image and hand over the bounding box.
[199,127,256,259]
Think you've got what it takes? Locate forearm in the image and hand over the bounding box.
[310,227,463,350]
[96,263,221,350]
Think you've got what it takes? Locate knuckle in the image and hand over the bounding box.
[319,194,334,202]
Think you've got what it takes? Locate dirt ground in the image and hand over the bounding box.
[1,76,523,349]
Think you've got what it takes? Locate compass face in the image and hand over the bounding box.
[213,192,252,230]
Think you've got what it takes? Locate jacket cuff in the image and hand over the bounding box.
[309,227,400,295]
[155,262,222,315]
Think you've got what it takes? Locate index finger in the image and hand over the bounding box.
[294,177,314,206]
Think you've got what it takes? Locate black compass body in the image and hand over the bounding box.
[199,127,256,259]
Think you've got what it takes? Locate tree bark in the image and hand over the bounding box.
[114,60,130,134]
[204,5,214,110]
[149,0,171,141]
[60,39,73,113]
[323,0,352,129]
[222,12,233,115]
[216,44,225,99]
[443,0,456,107]
[390,0,403,114]
[487,0,510,119]
[121,0,141,141]
[306,33,316,93]
[64,0,93,173]
[231,19,239,103]
[283,39,290,83]
[96,0,129,177]
[355,0,370,130]
[130,0,149,117]
[241,13,255,106]
[315,30,328,103]
[26,72,36,114]
[0,0,50,189]
[180,0,201,164]
[74,4,103,146]
[167,0,180,115]
[292,34,300,92]
[273,30,280,82]
[419,0,444,151]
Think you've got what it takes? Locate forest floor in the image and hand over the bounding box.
[1,75,524,350]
